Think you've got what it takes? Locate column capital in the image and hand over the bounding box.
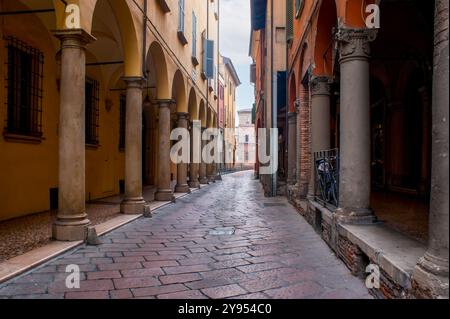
[177,112,189,120]
[310,76,331,97]
[155,99,175,109]
[53,29,96,49]
[121,76,146,88]
[335,28,378,63]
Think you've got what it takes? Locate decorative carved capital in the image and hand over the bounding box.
[155,99,175,109]
[53,29,96,50]
[310,76,331,97]
[335,28,378,63]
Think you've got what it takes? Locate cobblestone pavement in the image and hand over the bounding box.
[0,171,372,299]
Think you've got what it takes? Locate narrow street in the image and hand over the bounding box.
[0,171,371,299]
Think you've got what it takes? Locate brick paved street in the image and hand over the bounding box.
[0,171,371,299]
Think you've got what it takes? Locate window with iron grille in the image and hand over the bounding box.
[85,78,100,146]
[4,36,44,138]
[119,94,126,150]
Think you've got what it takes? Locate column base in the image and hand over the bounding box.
[52,215,90,241]
[189,180,200,188]
[412,253,449,299]
[120,198,149,215]
[199,178,209,185]
[175,184,191,193]
[335,207,377,225]
[208,176,216,183]
[155,189,175,202]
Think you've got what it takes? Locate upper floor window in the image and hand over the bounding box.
[178,0,185,32]
[295,0,304,18]
[4,36,44,139]
[192,11,199,65]
[85,78,100,146]
[177,0,188,45]
[245,135,249,143]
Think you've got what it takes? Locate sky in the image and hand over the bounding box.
[219,0,254,111]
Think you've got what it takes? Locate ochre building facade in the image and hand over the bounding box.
[0,0,227,240]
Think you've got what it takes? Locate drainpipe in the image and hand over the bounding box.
[142,0,148,78]
[270,0,277,196]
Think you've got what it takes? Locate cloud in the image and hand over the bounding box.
[220,0,253,65]
[219,0,254,110]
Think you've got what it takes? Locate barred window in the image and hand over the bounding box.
[4,36,44,138]
[119,94,126,150]
[85,78,99,146]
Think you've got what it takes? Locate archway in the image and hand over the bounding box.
[369,0,434,242]
[313,0,338,77]
[147,41,170,100]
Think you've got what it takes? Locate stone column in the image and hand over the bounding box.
[308,76,331,196]
[120,77,149,215]
[199,128,209,184]
[52,30,95,241]
[189,120,201,188]
[413,0,449,299]
[155,100,175,201]
[287,111,297,185]
[207,133,216,183]
[335,28,377,224]
[175,112,190,193]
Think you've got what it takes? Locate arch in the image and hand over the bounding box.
[147,41,170,100]
[188,88,199,120]
[313,0,337,77]
[207,108,215,129]
[199,100,207,128]
[172,70,187,113]
[289,74,297,113]
[91,0,142,77]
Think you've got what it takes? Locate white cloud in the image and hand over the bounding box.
[220,0,253,65]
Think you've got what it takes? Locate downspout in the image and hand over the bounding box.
[270,0,277,196]
[142,0,148,78]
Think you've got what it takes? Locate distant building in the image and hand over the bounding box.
[236,109,256,170]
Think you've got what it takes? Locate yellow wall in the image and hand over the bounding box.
[0,0,220,222]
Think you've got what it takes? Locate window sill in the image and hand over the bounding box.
[157,0,171,13]
[3,133,44,144]
[86,143,100,150]
[192,56,199,66]
[177,31,188,46]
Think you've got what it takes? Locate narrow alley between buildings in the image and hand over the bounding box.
[0,171,370,299]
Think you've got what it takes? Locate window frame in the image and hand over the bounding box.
[3,36,44,142]
[85,77,100,147]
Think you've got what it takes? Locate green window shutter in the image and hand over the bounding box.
[286,0,293,41]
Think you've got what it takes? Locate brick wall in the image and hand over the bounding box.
[297,84,311,198]
[337,235,368,278]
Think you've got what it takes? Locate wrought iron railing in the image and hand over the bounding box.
[314,149,339,208]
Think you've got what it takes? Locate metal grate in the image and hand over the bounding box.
[4,36,44,137]
[85,77,99,145]
[119,94,126,150]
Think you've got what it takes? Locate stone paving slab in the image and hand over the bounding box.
[0,171,372,299]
